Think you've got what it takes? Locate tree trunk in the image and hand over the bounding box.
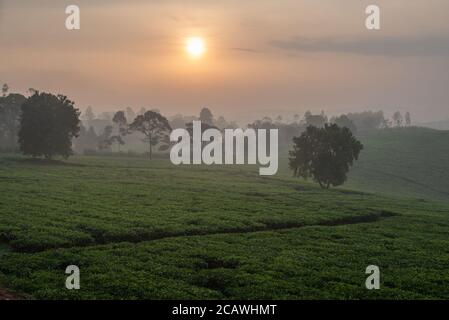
[318,180,324,189]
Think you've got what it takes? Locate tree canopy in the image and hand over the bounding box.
[289,124,363,189]
[0,93,26,150]
[304,111,327,128]
[129,110,172,159]
[18,92,80,159]
[330,114,357,133]
[199,107,214,125]
[393,111,403,127]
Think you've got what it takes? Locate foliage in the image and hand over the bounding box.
[129,111,171,159]
[169,114,197,130]
[18,92,80,159]
[0,93,26,150]
[330,114,357,133]
[405,112,412,126]
[289,124,363,188]
[393,111,403,127]
[82,106,95,123]
[248,117,305,152]
[199,107,214,125]
[98,125,113,151]
[112,111,127,129]
[2,83,9,97]
[346,111,386,131]
[111,111,128,151]
[304,111,327,128]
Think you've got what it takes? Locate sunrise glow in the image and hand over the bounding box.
[186,37,206,58]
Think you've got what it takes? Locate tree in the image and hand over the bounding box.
[346,111,385,131]
[111,111,128,152]
[304,111,327,128]
[381,118,392,129]
[289,124,363,189]
[74,125,99,153]
[18,92,80,159]
[330,115,357,133]
[129,111,172,159]
[199,107,214,125]
[405,112,411,126]
[98,125,113,151]
[28,88,38,95]
[86,126,98,146]
[392,111,403,127]
[0,93,26,149]
[185,121,220,150]
[214,116,237,130]
[169,114,187,129]
[113,110,127,128]
[82,106,95,124]
[2,83,9,97]
[108,135,125,152]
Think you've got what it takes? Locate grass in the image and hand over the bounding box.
[0,127,449,299]
[346,127,449,202]
[278,127,449,203]
[0,155,393,252]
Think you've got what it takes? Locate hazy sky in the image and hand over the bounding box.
[1,0,449,123]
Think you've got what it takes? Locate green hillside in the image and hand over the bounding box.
[346,127,449,202]
[277,127,449,203]
[0,155,449,299]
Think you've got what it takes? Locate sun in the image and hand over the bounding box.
[186,37,206,58]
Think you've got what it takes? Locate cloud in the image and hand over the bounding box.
[269,35,449,57]
[230,47,262,53]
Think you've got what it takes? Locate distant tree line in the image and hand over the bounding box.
[247,109,413,152]
[74,106,238,158]
[0,83,411,166]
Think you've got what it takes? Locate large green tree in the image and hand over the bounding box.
[129,110,171,159]
[18,92,81,159]
[289,124,363,189]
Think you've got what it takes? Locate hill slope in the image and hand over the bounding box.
[0,155,449,299]
[345,127,449,202]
